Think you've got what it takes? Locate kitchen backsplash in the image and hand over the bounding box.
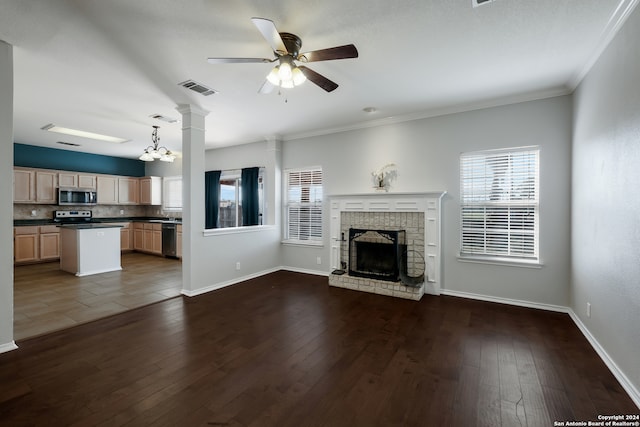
[13,204,169,220]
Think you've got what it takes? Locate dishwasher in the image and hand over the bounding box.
[161,223,178,258]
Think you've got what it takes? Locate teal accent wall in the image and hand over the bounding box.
[14,143,145,177]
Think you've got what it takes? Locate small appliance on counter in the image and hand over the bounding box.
[53,210,93,223]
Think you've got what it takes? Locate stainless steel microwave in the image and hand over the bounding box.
[58,188,97,206]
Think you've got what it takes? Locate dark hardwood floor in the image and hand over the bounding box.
[1,271,637,426]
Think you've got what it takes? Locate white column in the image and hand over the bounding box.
[176,104,208,294]
[0,40,17,352]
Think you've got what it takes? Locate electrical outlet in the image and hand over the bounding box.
[31,210,37,217]
[119,209,124,215]
[587,302,591,318]
[236,262,241,271]
[316,257,322,265]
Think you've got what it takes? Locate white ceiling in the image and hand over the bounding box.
[1,0,636,159]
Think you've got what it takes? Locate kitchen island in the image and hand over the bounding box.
[59,224,123,276]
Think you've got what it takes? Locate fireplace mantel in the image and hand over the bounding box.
[329,191,446,299]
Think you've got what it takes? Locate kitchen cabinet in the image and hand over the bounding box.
[139,176,162,205]
[13,168,57,204]
[97,176,118,204]
[14,226,39,263]
[176,224,182,259]
[14,225,61,264]
[133,222,144,251]
[142,223,162,255]
[118,178,139,205]
[59,173,97,189]
[14,169,35,203]
[103,222,132,251]
[35,171,58,204]
[39,225,60,260]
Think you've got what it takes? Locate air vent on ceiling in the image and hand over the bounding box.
[149,113,178,123]
[178,79,217,96]
[56,141,81,147]
[472,0,495,7]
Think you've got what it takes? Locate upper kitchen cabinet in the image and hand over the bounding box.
[35,171,57,204]
[139,176,162,205]
[118,177,139,204]
[96,175,118,204]
[59,172,97,189]
[14,168,35,203]
[13,168,57,204]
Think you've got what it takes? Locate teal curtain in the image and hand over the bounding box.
[205,170,221,229]
[241,167,260,226]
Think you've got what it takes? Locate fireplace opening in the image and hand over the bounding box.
[348,228,406,282]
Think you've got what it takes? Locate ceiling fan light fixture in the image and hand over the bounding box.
[281,79,295,89]
[278,61,293,80]
[267,67,281,85]
[292,67,306,85]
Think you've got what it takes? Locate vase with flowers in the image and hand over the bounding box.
[371,163,397,192]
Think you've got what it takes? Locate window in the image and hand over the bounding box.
[284,167,323,244]
[162,176,182,212]
[460,147,539,262]
[214,168,265,229]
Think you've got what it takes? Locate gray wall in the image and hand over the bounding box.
[0,41,14,350]
[282,96,572,306]
[572,4,640,399]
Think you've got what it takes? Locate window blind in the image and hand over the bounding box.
[284,168,323,243]
[163,176,182,211]
[460,147,539,259]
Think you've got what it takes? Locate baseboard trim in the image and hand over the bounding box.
[440,289,569,313]
[568,309,640,409]
[0,341,18,354]
[181,267,281,297]
[279,266,330,277]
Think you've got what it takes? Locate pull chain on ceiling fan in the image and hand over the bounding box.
[207,17,358,93]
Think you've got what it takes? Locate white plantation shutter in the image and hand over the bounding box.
[285,168,323,243]
[460,147,539,259]
[162,176,182,211]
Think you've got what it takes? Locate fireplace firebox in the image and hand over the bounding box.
[348,228,406,282]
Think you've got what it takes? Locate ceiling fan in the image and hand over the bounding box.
[207,17,358,93]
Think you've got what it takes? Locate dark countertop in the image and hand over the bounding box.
[14,217,182,226]
[57,224,125,230]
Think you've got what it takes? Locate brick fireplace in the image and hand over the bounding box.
[328,192,446,301]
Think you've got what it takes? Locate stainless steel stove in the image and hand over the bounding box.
[53,210,93,223]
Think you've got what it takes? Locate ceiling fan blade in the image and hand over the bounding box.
[258,80,276,94]
[299,44,358,62]
[298,66,339,92]
[251,17,287,55]
[207,57,273,64]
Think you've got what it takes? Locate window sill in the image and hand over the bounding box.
[202,225,275,237]
[281,240,324,248]
[457,254,543,269]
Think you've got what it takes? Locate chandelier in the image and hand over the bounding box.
[139,126,175,162]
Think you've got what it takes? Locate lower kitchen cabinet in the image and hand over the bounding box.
[134,222,162,255]
[14,225,61,264]
[39,225,60,260]
[102,222,132,251]
[14,227,39,264]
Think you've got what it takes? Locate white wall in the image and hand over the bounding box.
[0,41,15,351]
[181,140,281,294]
[572,4,640,401]
[282,96,572,306]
